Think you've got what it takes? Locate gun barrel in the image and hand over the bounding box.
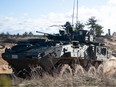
[36,31,49,35]
[49,25,64,27]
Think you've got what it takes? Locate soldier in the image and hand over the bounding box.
[64,21,73,35]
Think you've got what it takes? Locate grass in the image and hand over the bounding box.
[12,69,116,87]
[0,75,12,87]
[0,61,116,87]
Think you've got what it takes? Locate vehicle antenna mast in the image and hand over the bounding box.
[72,0,78,26]
[72,0,75,26]
[76,0,78,24]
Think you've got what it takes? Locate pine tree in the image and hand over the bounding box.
[86,16,103,36]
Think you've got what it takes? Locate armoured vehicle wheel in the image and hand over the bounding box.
[60,64,72,77]
[88,66,96,76]
[97,64,103,76]
[74,64,85,76]
[14,69,30,79]
[30,65,45,78]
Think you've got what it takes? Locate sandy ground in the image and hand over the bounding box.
[0,48,12,74]
[103,56,116,76]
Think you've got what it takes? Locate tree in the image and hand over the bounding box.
[95,24,103,36]
[0,32,5,37]
[86,17,97,29]
[28,32,33,37]
[6,32,10,38]
[75,21,85,30]
[86,16,103,36]
[16,33,20,37]
[23,32,28,37]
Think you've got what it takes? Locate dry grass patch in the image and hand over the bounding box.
[16,71,116,87]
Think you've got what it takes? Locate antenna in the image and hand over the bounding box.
[72,0,79,26]
[76,0,78,24]
[72,0,75,26]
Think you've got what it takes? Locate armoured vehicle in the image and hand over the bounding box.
[2,23,110,78]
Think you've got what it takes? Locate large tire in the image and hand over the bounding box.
[14,69,30,79]
[74,64,85,76]
[60,64,72,77]
[88,66,96,76]
[97,64,103,76]
[30,65,44,78]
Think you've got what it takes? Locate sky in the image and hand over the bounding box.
[0,0,116,35]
